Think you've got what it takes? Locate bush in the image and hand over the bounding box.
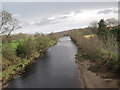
[22,38,37,58]
[35,36,51,53]
[16,44,29,58]
[75,49,87,62]
[70,27,119,73]
[2,44,16,61]
[101,50,118,72]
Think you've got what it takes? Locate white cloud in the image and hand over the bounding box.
[60,11,75,17]
[48,17,56,20]
[13,13,20,17]
[97,8,118,14]
[13,7,118,34]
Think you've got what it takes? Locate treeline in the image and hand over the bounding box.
[70,19,120,77]
[2,33,60,86]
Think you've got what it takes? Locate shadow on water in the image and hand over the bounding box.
[6,36,82,88]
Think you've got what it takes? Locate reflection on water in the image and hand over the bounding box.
[6,36,81,88]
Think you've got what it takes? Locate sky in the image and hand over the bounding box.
[1,0,120,2]
[1,2,118,34]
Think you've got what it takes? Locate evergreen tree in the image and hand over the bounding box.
[97,19,108,40]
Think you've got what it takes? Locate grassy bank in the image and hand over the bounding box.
[1,33,59,86]
[70,26,119,77]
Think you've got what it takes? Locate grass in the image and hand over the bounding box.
[70,29,118,74]
[75,51,86,62]
[49,40,56,46]
[3,42,19,50]
[10,43,19,49]
[2,59,31,78]
[2,35,58,86]
[0,72,2,79]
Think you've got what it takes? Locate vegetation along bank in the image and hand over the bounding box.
[1,33,60,87]
[70,19,120,88]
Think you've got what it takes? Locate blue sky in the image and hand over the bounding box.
[2,2,118,34]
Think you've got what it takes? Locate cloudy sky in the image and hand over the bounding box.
[2,2,118,34]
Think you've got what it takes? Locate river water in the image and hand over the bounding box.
[6,36,82,88]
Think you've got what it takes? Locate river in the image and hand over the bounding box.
[6,36,82,88]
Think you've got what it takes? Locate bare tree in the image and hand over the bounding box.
[0,10,20,38]
[106,18,118,28]
[89,21,99,34]
[5,18,19,38]
[0,10,12,33]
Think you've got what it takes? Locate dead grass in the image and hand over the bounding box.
[71,29,118,73]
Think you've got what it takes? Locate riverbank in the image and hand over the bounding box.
[2,57,38,87]
[2,48,56,88]
[4,36,82,88]
[70,27,119,88]
[2,52,43,88]
[76,60,119,88]
[2,39,57,88]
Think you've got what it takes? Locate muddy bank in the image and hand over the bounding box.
[76,60,119,88]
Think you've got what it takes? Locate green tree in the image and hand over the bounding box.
[97,19,108,40]
[16,44,29,58]
[22,38,37,58]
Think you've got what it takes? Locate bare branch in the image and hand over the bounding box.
[0,10,20,39]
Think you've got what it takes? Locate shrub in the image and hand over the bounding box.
[16,44,29,58]
[22,38,37,58]
[70,26,119,73]
[2,44,16,61]
[35,36,51,53]
[101,50,118,72]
